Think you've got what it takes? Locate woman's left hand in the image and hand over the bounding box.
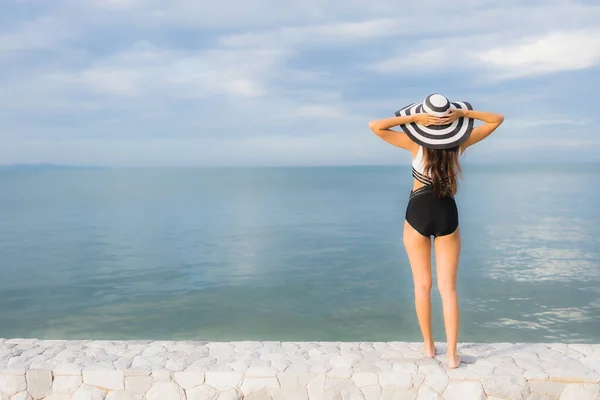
[439,109,466,124]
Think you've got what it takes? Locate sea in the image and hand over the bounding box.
[1,163,599,343]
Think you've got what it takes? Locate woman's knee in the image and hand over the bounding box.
[415,280,433,294]
[437,281,457,296]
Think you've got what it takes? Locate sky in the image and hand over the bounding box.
[1,0,600,167]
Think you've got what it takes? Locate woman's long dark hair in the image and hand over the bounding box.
[422,145,462,197]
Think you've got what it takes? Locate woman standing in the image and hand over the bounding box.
[368,94,504,369]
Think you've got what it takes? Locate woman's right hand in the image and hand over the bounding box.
[413,113,444,126]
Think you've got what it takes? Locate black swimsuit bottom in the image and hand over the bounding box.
[405,184,459,238]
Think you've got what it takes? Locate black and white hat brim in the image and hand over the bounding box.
[395,101,474,150]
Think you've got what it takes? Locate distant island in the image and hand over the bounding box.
[0,163,107,170]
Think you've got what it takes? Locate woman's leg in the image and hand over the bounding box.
[403,220,435,357]
[434,227,462,368]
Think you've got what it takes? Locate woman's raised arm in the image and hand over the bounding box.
[441,109,504,151]
[369,114,445,152]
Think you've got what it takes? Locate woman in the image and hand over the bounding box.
[368,94,504,369]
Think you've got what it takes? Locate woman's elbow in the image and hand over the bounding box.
[368,121,380,133]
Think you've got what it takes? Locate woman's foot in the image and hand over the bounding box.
[447,353,462,369]
[423,342,436,358]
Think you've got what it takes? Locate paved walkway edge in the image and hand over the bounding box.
[1,339,600,399]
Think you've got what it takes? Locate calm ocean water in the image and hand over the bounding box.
[1,164,599,343]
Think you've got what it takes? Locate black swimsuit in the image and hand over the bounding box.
[405,166,459,238]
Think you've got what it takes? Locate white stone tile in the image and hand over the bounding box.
[39,395,71,400]
[5,339,38,346]
[267,387,309,400]
[173,371,205,389]
[123,369,150,377]
[240,377,280,396]
[307,374,325,400]
[277,372,317,389]
[52,375,82,393]
[244,390,272,400]
[0,375,26,396]
[359,385,380,400]
[443,381,485,400]
[326,368,353,379]
[25,370,52,399]
[130,356,155,370]
[53,364,82,375]
[82,370,124,390]
[524,370,550,380]
[546,369,600,383]
[558,383,600,400]
[106,391,137,400]
[245,366,279,378]
[10,392,32,400]
[185,385,220,400]
[340,384,366,400]
[569,344,594,357]
[226,359,252,372]
[528,381,566,396]
[351,372,378,388]
[70,384,107,400]
[411,374,425,390]
[125,376,153,394]
[285,362,312,373]
[423,374,448,394]
[481,375,530,400]
[416,362,446,375]
[217,388,243,400]
[324,378,355,392]
[113,358,133,370]
[373,361,392,372]
[184,358,216,372]
[377,372,412,389]
[391,362,418,374]
[269,359,291,372]
[416,385,443,400]
[142,346,166,357]
[310,364,330,374]
[380,387,417,400]
[526,393,556,400]
[150,370,171,382]
[445,367,484,380]
[28,364,54,372]
[204,372,243,390]
[146,382,186,400]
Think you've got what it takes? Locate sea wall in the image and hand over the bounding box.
[1,338,599,400]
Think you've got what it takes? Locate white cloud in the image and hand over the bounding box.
[370,28,600,81]
[287,105,345,119]
[50,44,286,99]
[477,30,600,79]
[219,18,407,48]
[89,0,142,9]
[503,117,593,130]
[370,49,450,73]
[0,16,72,53]
[3,0,600,165]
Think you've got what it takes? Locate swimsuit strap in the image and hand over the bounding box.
[412,167,451,185]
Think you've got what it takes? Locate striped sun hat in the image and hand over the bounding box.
[394,93,474,150]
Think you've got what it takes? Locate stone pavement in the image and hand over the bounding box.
[1,338,600,399]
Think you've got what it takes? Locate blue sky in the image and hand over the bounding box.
[1,0,600,167]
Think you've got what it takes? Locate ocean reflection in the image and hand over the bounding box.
[482,217,599,282]
[1,166,599,342]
